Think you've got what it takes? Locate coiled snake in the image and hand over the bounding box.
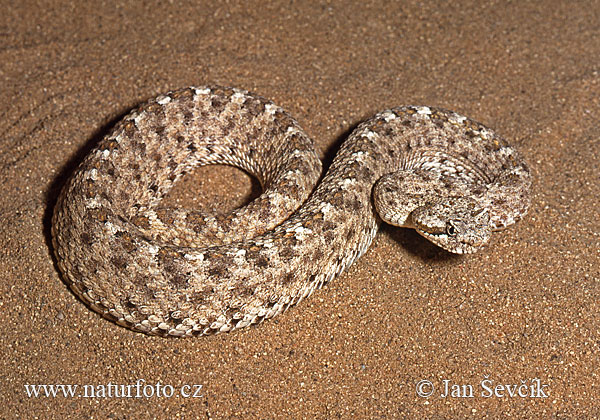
[52,86,531,337]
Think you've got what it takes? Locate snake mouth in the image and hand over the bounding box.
[416,230,483,254]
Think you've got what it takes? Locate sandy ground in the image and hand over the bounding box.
[1,1,599,418]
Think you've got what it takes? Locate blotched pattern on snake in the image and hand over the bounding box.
[51,86,531,337]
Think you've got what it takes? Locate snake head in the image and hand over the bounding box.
[410,197,491,254]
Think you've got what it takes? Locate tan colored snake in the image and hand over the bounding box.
[52,86,531,336]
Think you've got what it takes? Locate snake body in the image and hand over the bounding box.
[51,86,531,337]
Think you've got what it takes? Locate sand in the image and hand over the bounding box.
[1,0,599,418]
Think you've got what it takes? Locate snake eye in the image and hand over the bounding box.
[446,221,457,237]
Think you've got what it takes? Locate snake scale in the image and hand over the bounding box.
[51,86,531,337]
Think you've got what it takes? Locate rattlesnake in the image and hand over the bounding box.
[51,86,531,337]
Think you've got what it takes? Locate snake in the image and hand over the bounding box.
[51,86,531,337]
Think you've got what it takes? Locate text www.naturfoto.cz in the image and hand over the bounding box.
[24,380,203,398]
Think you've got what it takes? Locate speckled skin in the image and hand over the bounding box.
[51,86,531,337]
